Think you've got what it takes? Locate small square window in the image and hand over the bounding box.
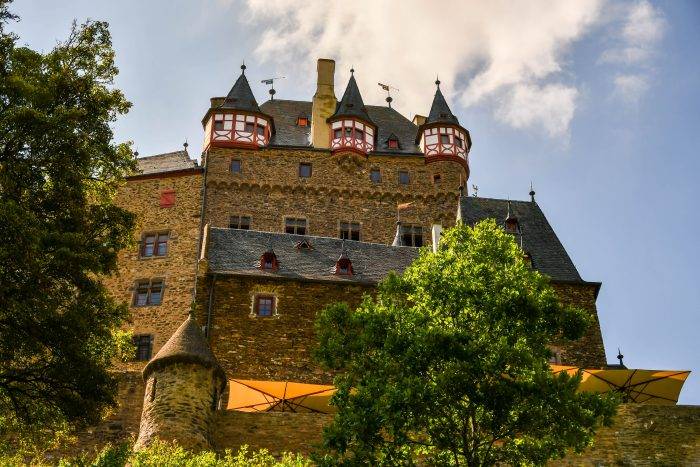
[160,190,175,208]
[340,222,361,241]
[388,138,399,149]
[254,295,275,317]
[244,122,255,133]
[344,127,353,137]
[370,169,381,183]
[230,159,242,174]
[141,233,168,258]
[229,215,251,230]
[214,120,225,131]
[333,128,342,139]
[297,117,309,127]
[398,171,410,185]
[256,124,265,136]
[433,174,442,184]
[285,218,307,235]
[454,135,463,148]
[401,225,423,247]
[440,134,451,145]
[133,279,164,307]
[355,129,364,140]
[133,334,153,361]
[299,163,312,178]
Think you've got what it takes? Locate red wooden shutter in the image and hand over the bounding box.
[160,189,175,208]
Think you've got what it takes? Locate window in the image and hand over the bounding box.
[260,251,278,271]
[440,134,450,144]
[334,128,342,139]
[299,163,312,178]
[133,334,153,361]
[141,232,168,258]
[297,116,309,127]
[454,135,463,148]
[133,279,164,307]
[340,222,361,241]
[433,174,442,184]
[388,138,399,149]
[370,169,381,183]
[244,122,255,133]
[285,218,307,235]
[229,215,251,230]
[398,170,410,185]
[230,159,242,174]
[214,120,225,131]
[401,225,423,247]
[355,129,364,140]
[505,218,519,233]
[335,257,353,276]
[160,189,175,208]
[344,127,353,137]
[254,295,276,317]
[256,124,265,136]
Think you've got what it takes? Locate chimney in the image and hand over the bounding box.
[311,59,337,148]
[412,114,427,127]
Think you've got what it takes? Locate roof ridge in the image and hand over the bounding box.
[137,150,190,160]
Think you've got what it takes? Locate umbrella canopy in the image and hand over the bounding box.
[227,379,336,413]
[550,365,690,405]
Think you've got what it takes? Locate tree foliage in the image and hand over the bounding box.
[0,0,136,442]
[314,220,618,466]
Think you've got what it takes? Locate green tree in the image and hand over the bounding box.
[314,220,618,466]
[0,0,136,446]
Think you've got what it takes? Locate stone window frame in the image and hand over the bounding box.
[401,224,424,247]
[432,173,442,184]
[370,168,382,184]
[133,334,154,361]
[339,221,361,241]
[132,278,165,307]
[139,230,170,259]
[230,158,242,174]
[299,162,312,178]
[284,217,308,235]
[398,170,410,186]
[229,215,251,230]
[251,293,278,318]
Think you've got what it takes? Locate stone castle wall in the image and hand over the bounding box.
[204,147,465,244]
[103,170,202,356]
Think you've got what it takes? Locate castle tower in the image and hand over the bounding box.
[202,64,275,151]
[134,315,227,451]
[328,69,377,154]
[416,80,472,180]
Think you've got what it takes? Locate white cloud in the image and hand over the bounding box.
[613,74,650,104]
[239,0,605,139]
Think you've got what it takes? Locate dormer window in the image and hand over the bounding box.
[505,218,520,234]
[388,138,399,149]
[296,116,309,127]
[335,257,353,276]
[260,251,278,271]
[295,240,313,250]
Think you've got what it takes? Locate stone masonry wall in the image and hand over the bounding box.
[204,147,465,244]
[103,171,203,358]
[552,282,607,368]
[196,274,373,384]
[135,363,219,451]
[209,405,700,464]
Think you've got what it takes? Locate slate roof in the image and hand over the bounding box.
[459,196,582,282]
[427,84,460,125]
[143,315,226,387]
[221,69,261,113]
[207,228,419,284]
[259,100,422,154]
[330,74,374,125]
[135,150,199,175]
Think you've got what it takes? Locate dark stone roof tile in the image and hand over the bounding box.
[136,150,198,175]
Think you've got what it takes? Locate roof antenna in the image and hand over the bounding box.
[529,181,536,202]
[261,76,286,101]
[378,82,399,108]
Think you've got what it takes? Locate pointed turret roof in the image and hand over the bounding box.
[329,70,374,125]
[221,64,261,113]
[143,315,226,388]
[392,221,403,246]
[427,80,459,125]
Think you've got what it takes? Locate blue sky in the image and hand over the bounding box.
[9,1,699,404]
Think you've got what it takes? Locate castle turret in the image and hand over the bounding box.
[135,315,226,451]
[416,80,471,178]
[202,64,274,151]
[328,69,376,154]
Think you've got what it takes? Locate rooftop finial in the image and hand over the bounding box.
[183,140,189,151]
[529,181,536,202]
[350,66,355,75]
[435,75,441,88]
[134,149,139,157]
[241,61,246,74]
[617,348,625,367]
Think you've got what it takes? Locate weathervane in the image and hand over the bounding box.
[378,82,399,108]
[472,184,479,197]
[261,76,286,100]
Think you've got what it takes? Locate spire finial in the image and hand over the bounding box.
[529,181,536,202]
[134,149,139,157]
[435,75,441,88]
[350,67,354,75]
[617,348,625,366]
[241,61,246,74]
[183,139,189,151]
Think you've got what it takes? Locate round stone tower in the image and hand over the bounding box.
[134,315,227,451]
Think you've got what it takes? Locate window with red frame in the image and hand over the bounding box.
[260,251,278,271]
[388,138,399,149]
[335,257,353,276]
[254,295,275,317]
[244,122,255,133]
[160,190,175,208]
[297,116,309,127]
[440,134,451,145]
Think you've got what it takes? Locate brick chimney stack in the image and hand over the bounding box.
[311,59,337,148]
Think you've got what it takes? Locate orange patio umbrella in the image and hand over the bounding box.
[227,379,337,413]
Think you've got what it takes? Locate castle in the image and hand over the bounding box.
[91,59,699,463]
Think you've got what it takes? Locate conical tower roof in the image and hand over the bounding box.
[427,80,459,125]
[221,65,261,113]
[143,315,226,387]
[329,71,374,125]
[392,221,403,246]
